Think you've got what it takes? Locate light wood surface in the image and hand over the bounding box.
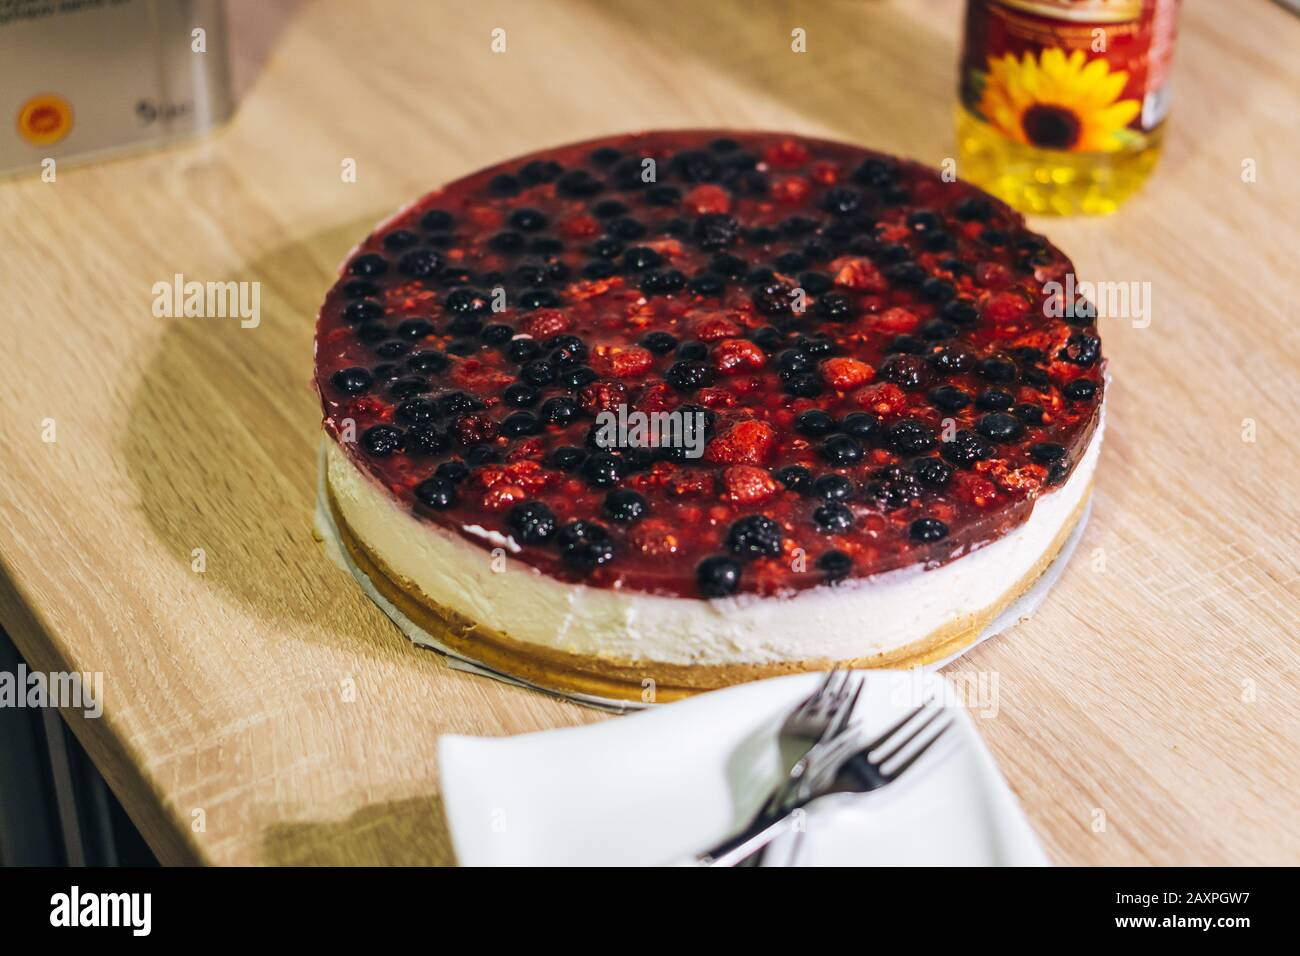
[1,0,1297,866]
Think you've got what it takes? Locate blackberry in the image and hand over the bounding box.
[726,515,783,559]
[361,424,404,457]
[886,419,937,454]
[864,466,922,509]
[942,429,994,468]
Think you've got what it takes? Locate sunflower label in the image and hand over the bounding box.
[960,0,1182,154]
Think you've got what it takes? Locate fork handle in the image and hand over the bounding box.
[689,814,796,867]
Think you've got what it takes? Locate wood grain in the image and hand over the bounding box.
[0,0,1296,865]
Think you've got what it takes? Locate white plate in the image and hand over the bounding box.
[439,670,1049,866]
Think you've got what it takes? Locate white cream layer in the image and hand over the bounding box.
[326,411,1102,666]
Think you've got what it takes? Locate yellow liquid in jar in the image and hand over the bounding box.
[955,106,1164,216]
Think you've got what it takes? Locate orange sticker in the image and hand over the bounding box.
[18,94,74,146]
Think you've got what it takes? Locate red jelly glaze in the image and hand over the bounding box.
[314,131,1104,599]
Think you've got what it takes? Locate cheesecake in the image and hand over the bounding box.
[314,131,1105,703]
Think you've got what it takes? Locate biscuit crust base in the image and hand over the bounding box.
[328,483,1091,704]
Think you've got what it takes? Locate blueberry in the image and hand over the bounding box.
[774,465,814,494]
[436,460,469,483]
[941,298,979,325]
[490,231,526,254]
[549,445,586,470]
[361,424,403,457]
[343,299,383,324]
[913,457,954,488]
[942,429,994,468]
[502,382,539,407]
[342,279,379,298]
[414,477,456,509]
[481,323,515,345]
[840,412,878,440]
[821,187,862,216]
[666,360,714,391]
[500,411,542,436]
[692,213,740,250]
[466,445,501,466]
[558,521,616,571]
[395,397,439,426]
[696,556,741,597]
[420,209,454,231]
[641,331,677,354]
[399,248,442,277]
[954,197,994,221]
[603,489,648,523]
[798,272,833,295]
[557,169,604,197]
[1063,379,1098,401]
[405,424,450,456]
[920,319,957,340]
[488,174,521,195]
[980,358,1017,382]
[396,318,436,339]
[976,412,1024,442]
[1014,403,1045,425]
[356,320,388,342]
[641,269,687,295]
[388,376,431,399]
[558,365,598,390]
[445,287,489,314]
[709,253,748,277]
[920,276,956,302]
[813,473,854,501]
[1047,460,1070,485]
[541,396,579,426]
[751,326,785,352]
[976,389,1014,411]
[507,501,558,545]
[545,335,588,365]
[813,292,852,322]
[645,185,681,206]
[582,260,617,279]
[508,208,548,231]
[607,217,646,241]
[446,314,483,337]
[349,253,388,277]
[929,345,976,375]
[726,515,783,560]
[819,434,864,466]
[331,367,372,394]
[887,335,925,355]
[796,409,837,437]
[589,146,621,166]
[519,160,563,184]
[774,251,808,273]
[930,385,971,412]
[593,199,629,219]
[519,288,561,310]
[884,262,926,287]
[910,518,949,543]
[782,373,823,398]
[688,273,726,296]
[813,503,854,533]
[886,419,936,454]
[1030,442,1067,462]
[669,150,721,183]
[817,550,853,582]
[438,391,482,416]
[580,451,626,487]
[407,351,448,375]
[507,338,541,362]
[521,360,556,386]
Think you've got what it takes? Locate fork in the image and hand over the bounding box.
[701,699,953,867]
[762,669,864,815]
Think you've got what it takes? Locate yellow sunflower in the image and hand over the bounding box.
[976,48,1142,152]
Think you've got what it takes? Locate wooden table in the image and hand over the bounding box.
[1,0,1296,866]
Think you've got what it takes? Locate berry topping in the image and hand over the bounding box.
[316,131,1103,598]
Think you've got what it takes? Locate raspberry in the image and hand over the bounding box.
[591,345,653,378]
[684,184,731,215]
[820,357,873,389]
[830,256,886,292]
[712,338,767,374]
[983,291,1030,324]
[704,419,778,465]
[691,313,744,342]
[854,382,908,417]
[720,465,779,504]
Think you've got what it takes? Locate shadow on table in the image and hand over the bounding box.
[261,793,457,866]
[120,213,400,651]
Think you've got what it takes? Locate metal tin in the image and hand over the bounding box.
[0,0,234,177]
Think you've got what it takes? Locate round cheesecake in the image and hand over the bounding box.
[314,131,1105,702]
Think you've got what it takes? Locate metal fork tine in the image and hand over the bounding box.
[814,668,847,717]
[875,706,944,765]
[861,697,935,753]
[826,675,864,738]
[793,667,838,716]
[881,719,953,781]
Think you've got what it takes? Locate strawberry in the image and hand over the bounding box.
[720,465,779,504]
[712,338,767,374]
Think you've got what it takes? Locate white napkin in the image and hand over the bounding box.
[439,670,1049,866]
